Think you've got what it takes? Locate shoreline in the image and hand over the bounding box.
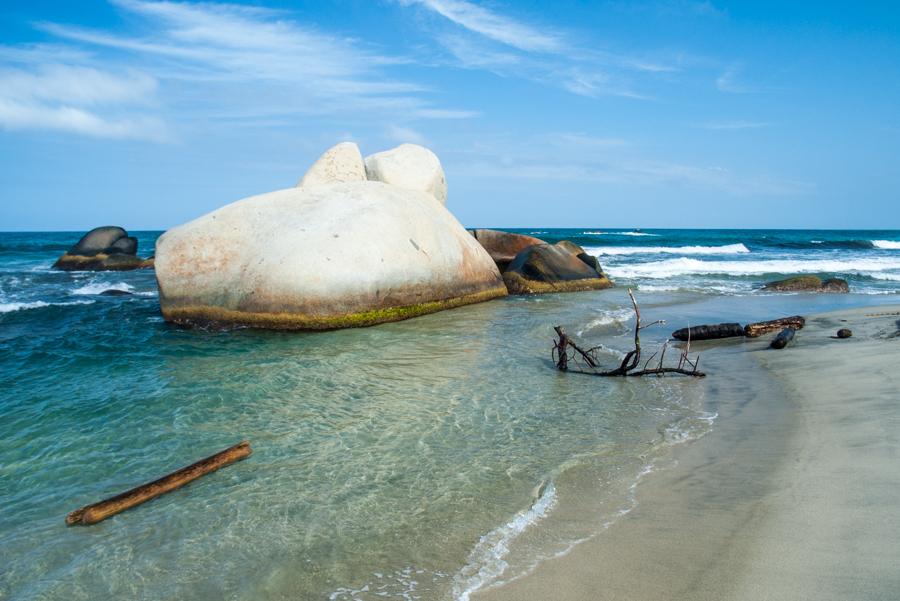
[476,304,900,601]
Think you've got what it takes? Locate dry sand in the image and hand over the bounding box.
[477,306,900,601]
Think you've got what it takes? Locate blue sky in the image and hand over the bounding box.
[1,0,899,230]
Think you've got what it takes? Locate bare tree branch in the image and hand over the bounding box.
[551,289,705,378]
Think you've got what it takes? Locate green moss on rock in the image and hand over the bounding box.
[161,285,509,330]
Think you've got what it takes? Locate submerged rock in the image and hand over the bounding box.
[100,289,133,296]
[297,142,366,188]
[53,226,151,271]
[762,275,849,293]
[155,181,506,330]
[469,229,545,271]
[502,242,613,294]
[364,144,447,205]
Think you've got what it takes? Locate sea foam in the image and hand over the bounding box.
[607,257,900,280]
[583,231,660,237]
[452,482,557,601]
[587,243,749,256]
[72,282,135,295]
[0,300,94,314]
[873,240,900,250]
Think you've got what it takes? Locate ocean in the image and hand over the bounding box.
[1,229,899,600]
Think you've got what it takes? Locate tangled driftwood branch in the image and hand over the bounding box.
[551,289,705,378]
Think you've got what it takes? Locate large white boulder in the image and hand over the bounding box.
[364,144,448,205]
[155,181,505,330]
[297,142,366,188]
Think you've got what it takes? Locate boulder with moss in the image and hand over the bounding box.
[155,177,506,330]
[502,242,613,294]
[53,226,152,271]
[762,275,849,293]
[469,229,545,271]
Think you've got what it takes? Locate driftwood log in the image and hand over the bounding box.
[769,328,795,349]
[66,441,251,526]
[553,289,705,377]
[744,315,805,338]
[671,323,744,341]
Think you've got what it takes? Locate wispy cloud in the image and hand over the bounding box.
[400,0,564,53]
[716,63,753,93]
[1,0,475,141]
[0,59,169,141]
[398,0,674,99]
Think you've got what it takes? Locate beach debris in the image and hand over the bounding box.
[552,289,705,377]
[66,441,251,526]
[744,316,806,338]
[671,323,745,341]
[769,328,796,349]
[837,328,853,338]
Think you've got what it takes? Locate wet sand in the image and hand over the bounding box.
[477,306,900,601]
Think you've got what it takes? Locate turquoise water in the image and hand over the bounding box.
[1,229,899,600]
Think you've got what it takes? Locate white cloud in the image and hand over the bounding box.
[0,98,169,141]
[400,0,563,53]
[399,1,670,99]
[1,0,477,141]
[0,64,168,141]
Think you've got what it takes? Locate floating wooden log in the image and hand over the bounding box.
[744,315,805,338]
[671,323,745,341]
[769,328,795,349]
[66,441,251,526]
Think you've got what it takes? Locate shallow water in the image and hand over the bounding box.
[1,230,899,600]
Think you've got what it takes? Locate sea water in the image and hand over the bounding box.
[1,229,898,600]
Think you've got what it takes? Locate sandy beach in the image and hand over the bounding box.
[477,305,900,601]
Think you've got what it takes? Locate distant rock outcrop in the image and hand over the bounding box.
[469,229,545,271]
[762,275,849,293]
[364,144,447,205]
[502,241,614,294]
[53,226,152,271]
[155,144,506,330]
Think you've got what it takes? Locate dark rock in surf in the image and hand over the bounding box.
[100,289,134,296]
[836,328,852,339]
[469,229,545,271]
[53,226,152,271]
[821,278,850,293]
[762,275,849,293]
[502,242,613,294]
[68,226,130,256]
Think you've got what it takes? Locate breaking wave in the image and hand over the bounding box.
[587,243,749,256]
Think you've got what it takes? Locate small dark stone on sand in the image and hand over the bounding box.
[837,328,852,339]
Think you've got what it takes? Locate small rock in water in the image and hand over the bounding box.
[100,289,133,296]
[837,328,852,338]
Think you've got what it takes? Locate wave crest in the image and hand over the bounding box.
[588,243,749,256]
